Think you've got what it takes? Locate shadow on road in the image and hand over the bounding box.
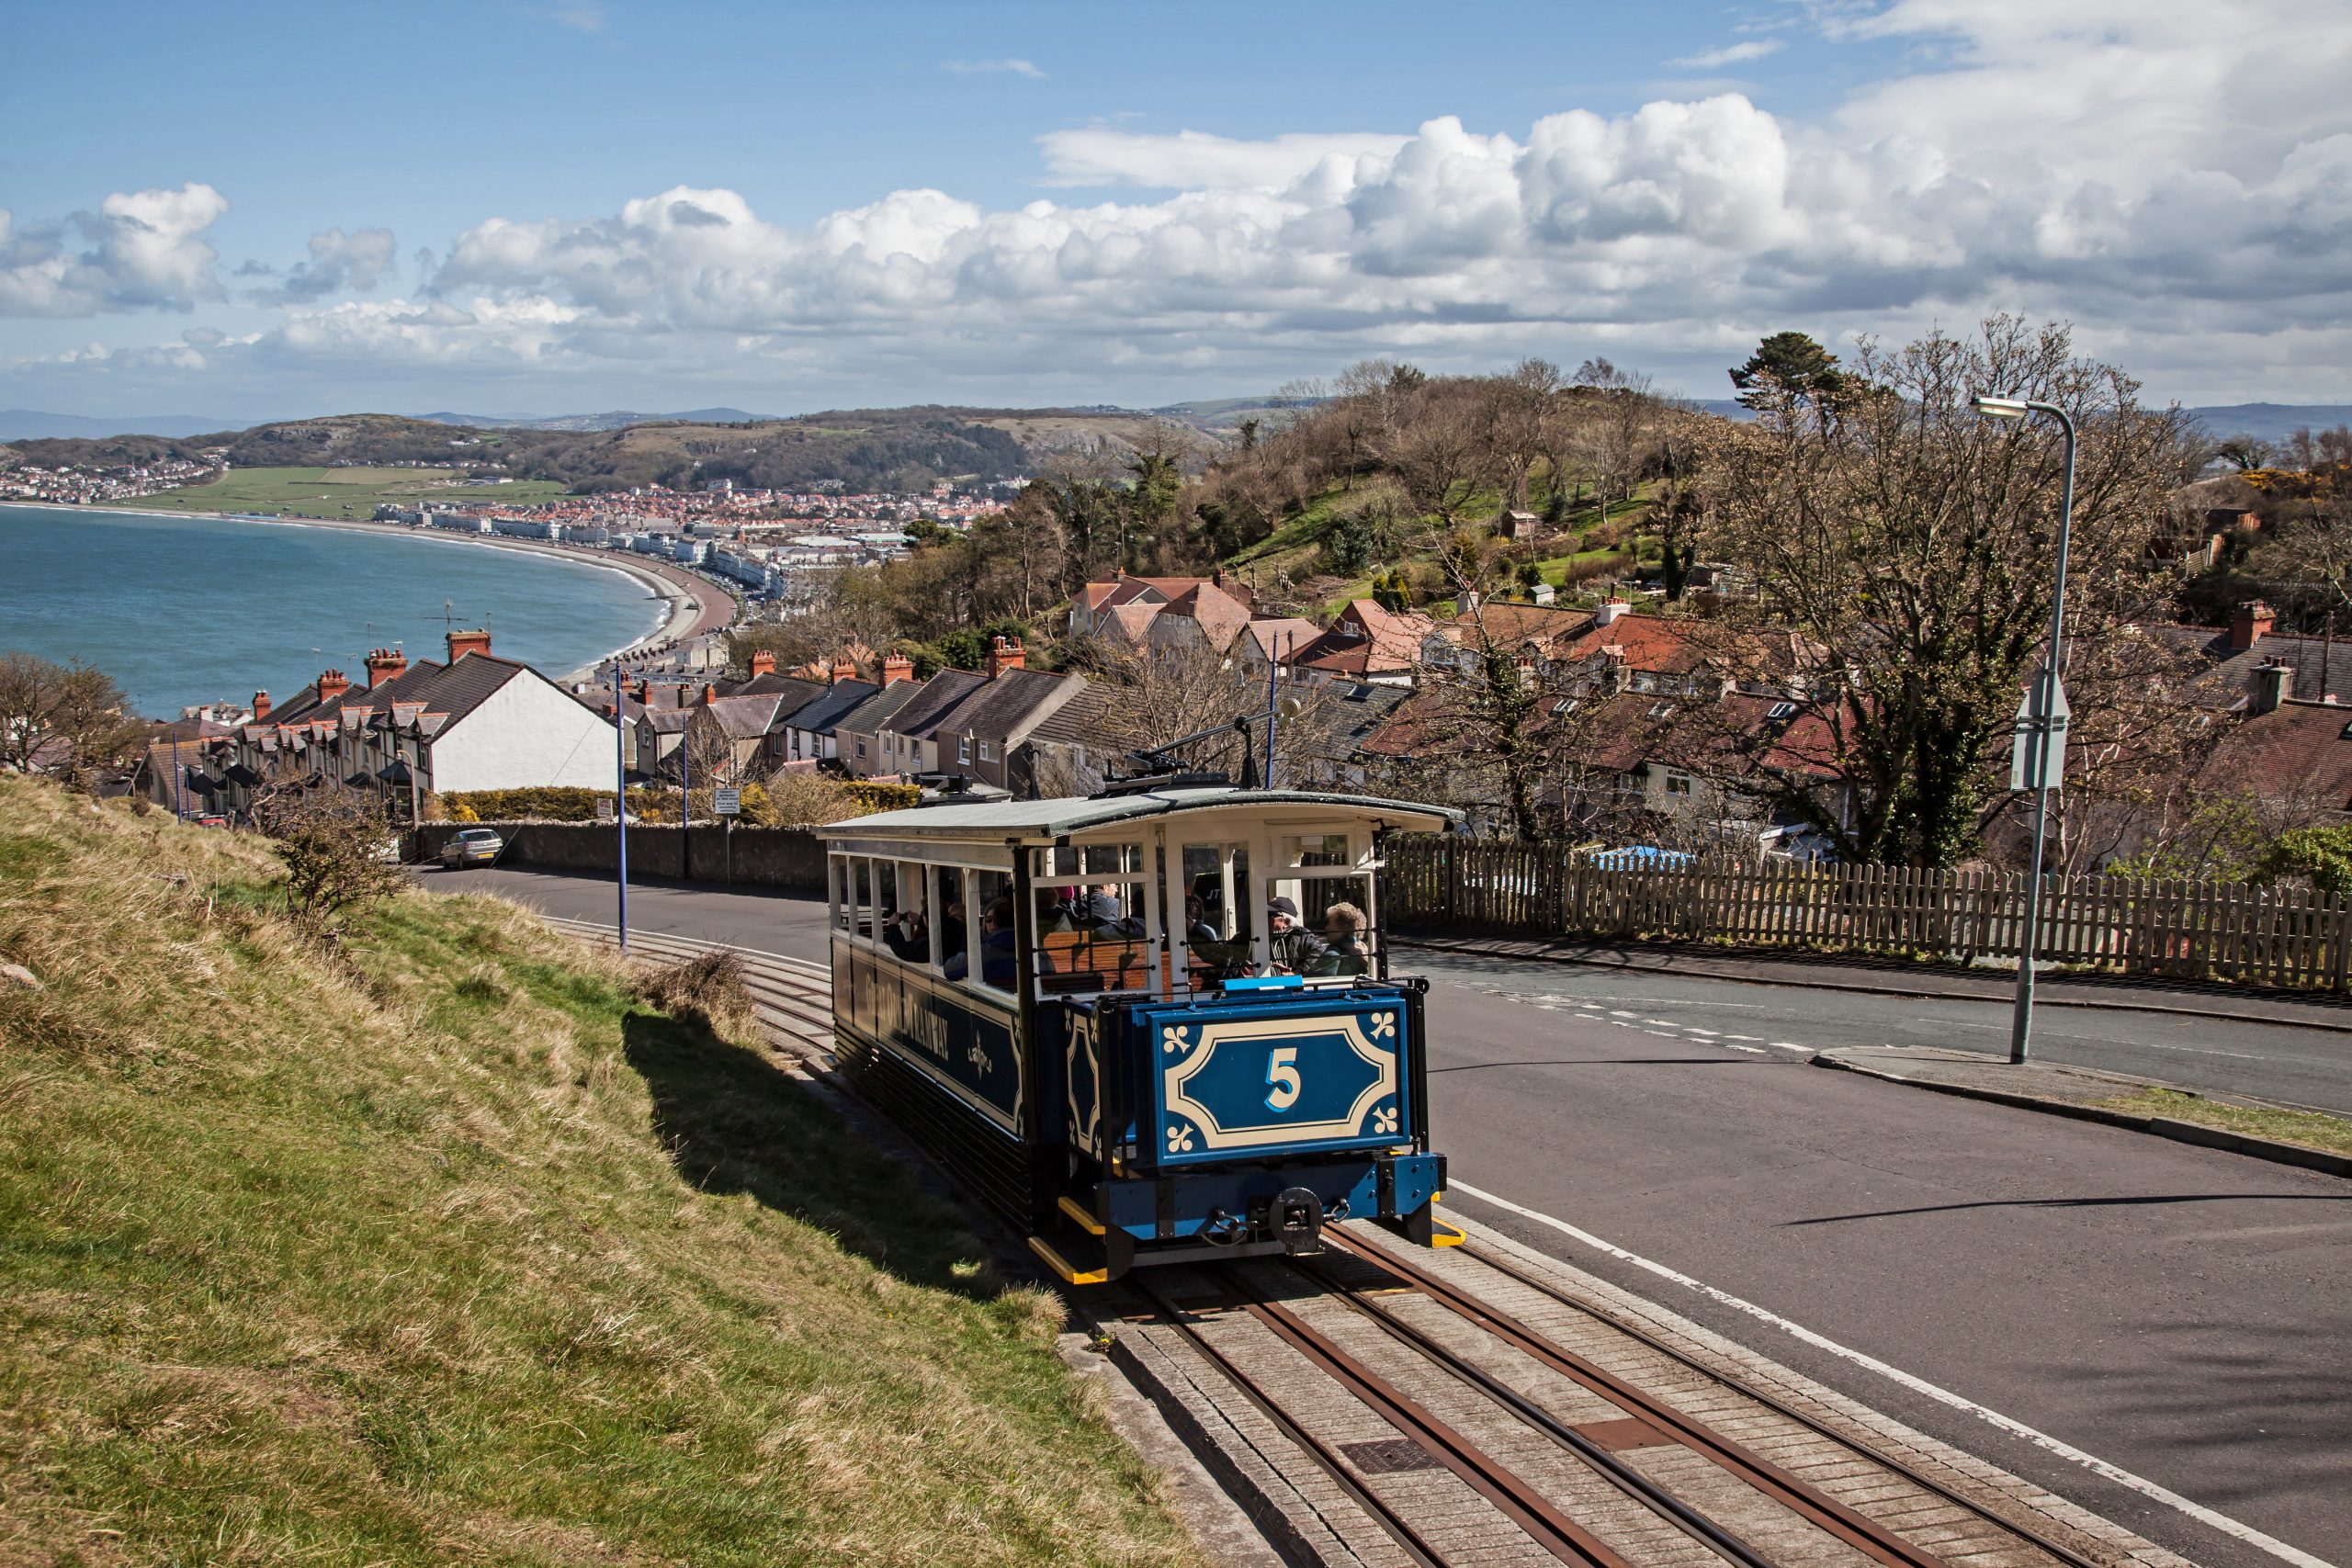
[1786,1192,2352,1226]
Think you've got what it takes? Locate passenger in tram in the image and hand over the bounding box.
[945,897,1019,986]
[883,906,930,962]
[1311,901,1371,977]
[1035,887,1078,933]
[938,897,968,966]
[1183,894,1220,947]
[1264,896,1331,976]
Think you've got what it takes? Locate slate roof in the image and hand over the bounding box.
[2195,699,2352,818]
[887,668,989,742]
[783,680,880,737]
[833,677,930,739]
[699,693,786,740]
[940,670,1085,746]
[401,653,527,728]
[2151,626,2352,708]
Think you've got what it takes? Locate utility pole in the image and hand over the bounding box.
[1970,392,2078,1064]
[612,665,629,954]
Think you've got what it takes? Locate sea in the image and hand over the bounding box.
[0,505,665,717]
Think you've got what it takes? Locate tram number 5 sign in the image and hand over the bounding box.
[1264,1046,1303,1111]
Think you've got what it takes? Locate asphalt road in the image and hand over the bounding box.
[426,863,2350,1568]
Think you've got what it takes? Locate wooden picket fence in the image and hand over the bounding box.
[1383,836,2352,993]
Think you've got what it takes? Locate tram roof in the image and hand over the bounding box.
[815,784,1458,846]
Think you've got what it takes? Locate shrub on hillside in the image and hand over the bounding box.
[255,790,406,934]
[632,947,756,1038]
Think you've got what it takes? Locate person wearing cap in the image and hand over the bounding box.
[1264,895,1329,976]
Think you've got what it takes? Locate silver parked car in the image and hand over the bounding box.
[440,827,505,869]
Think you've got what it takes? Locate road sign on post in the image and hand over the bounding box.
[2010,673,2070,793]
[714,786,741,817]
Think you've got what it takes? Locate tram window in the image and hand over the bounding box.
[830,858,850,931]
[1282,832,1354,868]
[1032,843,1151,996]
[1272,872,1379,979]
[1181,842,1255,986]
[934,866,967,972]
[945,869,1014,992]
[850,858,874,941]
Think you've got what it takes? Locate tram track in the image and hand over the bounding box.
[521,908,2163,1568]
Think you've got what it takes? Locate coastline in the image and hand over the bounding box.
[5,501,739,671]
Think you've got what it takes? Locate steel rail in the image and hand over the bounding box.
[1278,1257,1774,1568]
[1324,1231,1973,1568]
[1127,1273,1455,1568]
[1442,1240,2108,1568]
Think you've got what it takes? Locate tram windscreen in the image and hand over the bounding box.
[1269,872,1377,978]
[1180,842,1255,985]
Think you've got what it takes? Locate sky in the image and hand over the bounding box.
[3,0,2347,423]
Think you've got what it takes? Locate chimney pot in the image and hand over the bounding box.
[315,669,351,703]
[881,653,914,685]
[2251,660,2290,716]
[748,649,776,677]
[2229,601,2274,652]
[985,635,1026,678]
[364,647,409,688]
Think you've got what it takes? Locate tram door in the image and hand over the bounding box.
[1176,840,1256,986]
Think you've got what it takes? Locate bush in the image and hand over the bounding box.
[632,947,756,1038]
[2258,827,2352,896]
[254,790,406,934]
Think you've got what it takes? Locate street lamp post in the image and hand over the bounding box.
[1969,392,2078,1064]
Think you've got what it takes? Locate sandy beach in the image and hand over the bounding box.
[7,502,740,669]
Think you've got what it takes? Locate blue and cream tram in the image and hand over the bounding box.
[816,782,1463,1283]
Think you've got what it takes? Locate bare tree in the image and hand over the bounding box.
[1696,316,2198,867]
[0,651,143,784]
[256,788,407,934]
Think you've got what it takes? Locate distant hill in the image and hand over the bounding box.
[2186,403,2352,445]
[0,410,232,441]
[414,407,769,433]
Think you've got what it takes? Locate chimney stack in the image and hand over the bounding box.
[1596,598,1632,627]
[701,682,718,706]
[2251,661,2290,716]
[985,635,1026,679]
[881,652,914,686]
[364,647,409,689]
[252,690,271,722]
[316,670,351,704]
[748,649,777,678]
[2229,601,2274,652]
[446,627,492,663]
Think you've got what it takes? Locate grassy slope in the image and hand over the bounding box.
[142,468,573,520]
[0,778,1198,1568]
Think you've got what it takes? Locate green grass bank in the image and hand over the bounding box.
[0,777,1200,1567]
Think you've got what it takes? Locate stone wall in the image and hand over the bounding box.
[414,820,826,890]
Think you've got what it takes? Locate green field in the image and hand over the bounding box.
[142,466,573,520]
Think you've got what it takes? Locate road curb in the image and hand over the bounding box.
[1810,1055,2352,1179]
[1395,934,2352,1035]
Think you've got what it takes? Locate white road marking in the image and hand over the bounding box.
[1721,1043,1768,1055]
[1724,1034,1764,1043]
[1684,1028,1720,1037]
[1767,1042,1809,1053]
[1448,1180,2338,1568]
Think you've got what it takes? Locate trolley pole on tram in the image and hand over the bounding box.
[612,664,629,954]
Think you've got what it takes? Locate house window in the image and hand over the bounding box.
[1648,700,1676,719]
[957,735,972,764]
[979,739,998,763]
[1664,771,1695,796]
[1768,701,1796,719]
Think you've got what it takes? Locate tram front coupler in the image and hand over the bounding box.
[1263,1186,1327,1254]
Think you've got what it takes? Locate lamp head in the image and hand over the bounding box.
[1970,392,2030,420]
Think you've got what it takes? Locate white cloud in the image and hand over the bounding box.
[540,3,606,33]
[1039,128,1413,189]
[16,2,2352,403]
[243,226,398,304]
[0,183,228,317]
[942,58,1046,79]
[1670,39,1784,69]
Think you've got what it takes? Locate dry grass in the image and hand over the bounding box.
[631,947,758,1039]
[0,774,1203,1568]
[2095,1085,2352,1158]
